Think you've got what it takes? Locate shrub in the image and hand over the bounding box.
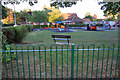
[2,23,20,27]
[2,25,29,44]
[2,32,16,62]
[25,25,32,32]
[2,27,16,44]
[68,24,85,27]
[15,25,29,43]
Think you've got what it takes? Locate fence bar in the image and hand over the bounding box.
[27,45,31,79]
[39,44,47,78]
[105,44,110,78]
[76,44,84,78]
[86,44,90,78]
[9,45,14,78]
[90,44,95,78]
[32,46,36,79]
[96,44,104,78]
[38,45,41,78]
[110,44,115,78]
[15,46,19,79]
[50,44,57,79]
[115,44,120,78]
[71,44,74,79]
[67,45,69,78]
[18,45,25,79]
[61,45,64,79]
[55,45,58,78]
[3,45,8,79]
[100,44,105,78]
[61,44,69,78]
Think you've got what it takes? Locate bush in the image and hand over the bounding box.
[2,25,29,44]
[2,23,15,27]
[68,24,85,27]
[2,23,20,27]
[2,27,16,44]
[15,25,29,43]
[2,32,16,62]
[25,25,32,32]
[95,24,101,26]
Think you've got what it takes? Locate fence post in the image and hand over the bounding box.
[71,44,74,79]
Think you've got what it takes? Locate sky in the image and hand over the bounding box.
[3,0,105,19]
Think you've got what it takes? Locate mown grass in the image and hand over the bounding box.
[19,29,119,49]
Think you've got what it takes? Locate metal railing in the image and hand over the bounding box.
[1,43,120,79]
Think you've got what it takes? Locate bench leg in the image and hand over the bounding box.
[68,40,69,44]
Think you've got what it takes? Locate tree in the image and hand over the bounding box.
[99,2,120,16]
[2,5,8,19]
[2,8,14,24]
[28,10,49,23]
[93,14,97,19]
[103,12,116,21]
[16,9,31,24]
[1,0,80,8]
[50,1,78,8]
[84,15,94,21]
[85,12,90,16]
[48,7,63,22]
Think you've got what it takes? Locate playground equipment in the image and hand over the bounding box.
[87,24,97,30]
[56,21,69,32]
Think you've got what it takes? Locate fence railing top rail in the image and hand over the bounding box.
[0,48,119,52]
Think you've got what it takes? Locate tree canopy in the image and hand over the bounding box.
[28,10,49,23]
[2,5,8,19]
[99,2,120,15]
[1,0,80,8]
[84,15,94,21]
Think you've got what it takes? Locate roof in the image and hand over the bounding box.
[61,13,82,22]
[82,19,92,22]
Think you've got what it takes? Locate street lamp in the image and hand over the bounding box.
[13,4,17,27]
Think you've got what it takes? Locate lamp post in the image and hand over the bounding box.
[13,4,17,26]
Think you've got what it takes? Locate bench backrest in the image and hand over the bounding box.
[51,35,71,38]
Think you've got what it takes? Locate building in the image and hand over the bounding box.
[61,13,83,24]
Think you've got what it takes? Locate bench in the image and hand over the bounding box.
[51,35,72,45]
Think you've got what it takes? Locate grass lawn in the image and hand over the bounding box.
[21,29,119,49]
[2,29,119,78]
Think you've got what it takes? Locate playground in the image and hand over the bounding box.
[32,21,119,33]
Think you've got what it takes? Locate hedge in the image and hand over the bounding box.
[68,24,85,27]
[2,25,29,44]
[2,23,20,27]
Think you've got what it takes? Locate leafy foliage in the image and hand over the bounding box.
[84,15,94,21]
[2,25,29,44]
[50,1,78,8]
[2,8,15,24]
[2,0,80,8]
[16,9,31,24]
[2,32,16,62]
[2,0,38,6]
[28,10,49,23]
[48,7,63,22]
[2,5,7,19]
[99,2,120,15]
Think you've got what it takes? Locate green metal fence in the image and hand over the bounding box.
[1,43,120,79]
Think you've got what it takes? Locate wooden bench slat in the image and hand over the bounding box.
[51,35,72,45]
[52,38,71,41]
[52,35,71,38]
[55,42,74,45]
